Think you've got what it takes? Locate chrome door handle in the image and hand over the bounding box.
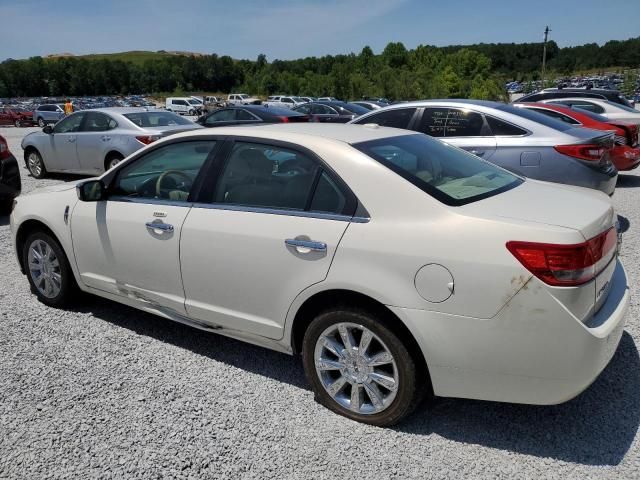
[101,135,111,141]
[469,150,484,157]
[285,238,327,252]
[146,222,174,232]
[68,137,76,143]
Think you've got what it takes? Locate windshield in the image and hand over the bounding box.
[606,101,640,113]
[124,111,192,127]
[353,134,522,206]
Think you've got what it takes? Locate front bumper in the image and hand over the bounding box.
[0,153,21,200]
[389,260,630,405]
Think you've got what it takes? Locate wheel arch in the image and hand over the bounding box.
[289,289,430,385]
[104,150,125,170]
[23,145,41,166]
[15,219,59,274]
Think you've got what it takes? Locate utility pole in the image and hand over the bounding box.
[541,26,551,88]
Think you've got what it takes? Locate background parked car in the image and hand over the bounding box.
[196,105,310,128]
[351,101,389,111]
[0,134,21,213]
[514,88,634,108]
[293,101,369,123]
[350,100,618,195]
[537,98,640,124]
[0,107,35,127]
[514,102,640,171]
[21,108,202,178]
[32,104,65,127]
[263,96,307,109]
[227,93,261,106]
[165,97,203,116]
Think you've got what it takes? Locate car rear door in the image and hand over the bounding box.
[179,138,355,339]
[71,139,219,314]
[76,111,119,173]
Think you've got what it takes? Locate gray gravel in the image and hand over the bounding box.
[1,125,639,479]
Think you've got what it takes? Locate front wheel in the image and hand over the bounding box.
[26,150,47,179]
[23,231,77,308]
[302,308,424,426]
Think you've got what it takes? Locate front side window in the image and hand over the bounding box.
[419,108,488,137]
[111,141,216,201]
[353,134,522,206]
[82,112,117,132]
[54,113,85,133]
[358,108,417,129]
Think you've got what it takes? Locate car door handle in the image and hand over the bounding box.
[285,238,327,252]
[67,137,76,143]
[469,150,485,157]
[101,135,111,141]
[146,222,174,232]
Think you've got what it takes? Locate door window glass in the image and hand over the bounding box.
[112,141,216,201]
[485,115,528,135]
[309,172,346,214]
[82,112,117,132]
[214,142,319,210]
[53,113,85,133]
[556,100,605,114]
[236,109,258,121]
[357,108,416,129]
[205,109,236,124]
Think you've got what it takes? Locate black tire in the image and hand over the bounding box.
[26,149,47,179]
[302,308,425,427]
[37,117,45,127]
[14,119,21,128]
[105,153,124,171]
[188,109,195,116]
[22,230,78,308]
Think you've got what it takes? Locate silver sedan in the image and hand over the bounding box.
[21,108,203,178]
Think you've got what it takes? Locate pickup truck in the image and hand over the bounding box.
[262,96,306,109]
[227,94,261,106]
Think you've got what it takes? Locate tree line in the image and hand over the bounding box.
[1,37,638,100]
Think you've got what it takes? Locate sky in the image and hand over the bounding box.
[0,0,638,61]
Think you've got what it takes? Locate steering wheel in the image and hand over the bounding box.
[155,170,193,198]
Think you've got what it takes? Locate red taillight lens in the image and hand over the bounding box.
[135,135,160,145]
[506,227,617,286]
[554,144,607,162]
[278,116,290,123]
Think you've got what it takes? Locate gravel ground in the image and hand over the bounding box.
[0,126,639,479]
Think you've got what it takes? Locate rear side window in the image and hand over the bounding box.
[357,108,416,129]
[353,134,522,206]
[523,107,580,125]
[124,112,191,127]
[310,172,347,214]
[236,109,258,121]
[485,116,528,135]
[496,104,573,132]
[83,112,117,132]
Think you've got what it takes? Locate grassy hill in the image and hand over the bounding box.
[45,50,204,65]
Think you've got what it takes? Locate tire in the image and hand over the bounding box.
[14,119,21,128]
[26,149,47,179]
[22,231,77,308]
[302,308,424,426]
[37,117,45,127]
[105,153,124,171]
[188,109,195,116]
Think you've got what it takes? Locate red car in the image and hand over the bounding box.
[517,102,640,171]
[0,106,35,128]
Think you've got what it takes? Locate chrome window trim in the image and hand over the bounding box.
[192,202,369,223]
[107,195,193,207]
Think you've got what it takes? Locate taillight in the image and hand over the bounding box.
[135,135,161,145]
[506,227,617,287]
[278,116,290,123]
[554,144,607,162]
[0,137,9,160]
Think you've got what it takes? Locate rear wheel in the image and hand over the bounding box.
[37,117,45,127]
[105,153,124,171]
[26,150,47,179]
[302,308,424,426]
[14,119,21,128]
[23,231,77,308]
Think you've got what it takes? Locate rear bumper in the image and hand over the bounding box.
[611,146,640,171]
[0,153,21,200]
[390,260,629,405]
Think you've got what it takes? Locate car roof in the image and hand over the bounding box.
[84,107,161,114]
[373,99,505,109]
[174,123,414,145]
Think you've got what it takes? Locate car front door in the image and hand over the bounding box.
[76,111,119,173]
[179,139,355,339]
[71,139,219,314]
[418,107,497,160]
[46,112,85,171]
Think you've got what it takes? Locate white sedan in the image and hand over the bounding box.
[539,97,640,123]
[10,124,630,426]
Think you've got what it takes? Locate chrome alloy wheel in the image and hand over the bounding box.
[27,153,43,177]
[27,239,62,299]
[314,322,399,415]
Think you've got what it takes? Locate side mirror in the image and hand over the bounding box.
[76,180,106,202]
[42,125,53,134]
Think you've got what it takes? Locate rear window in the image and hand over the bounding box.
[605,101,639,113]
[124,112,192,127]
[353,134,522,206]
[496,104,573,131]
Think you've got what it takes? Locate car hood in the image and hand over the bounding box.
[458,179,615,240]
[25,180,85,196]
